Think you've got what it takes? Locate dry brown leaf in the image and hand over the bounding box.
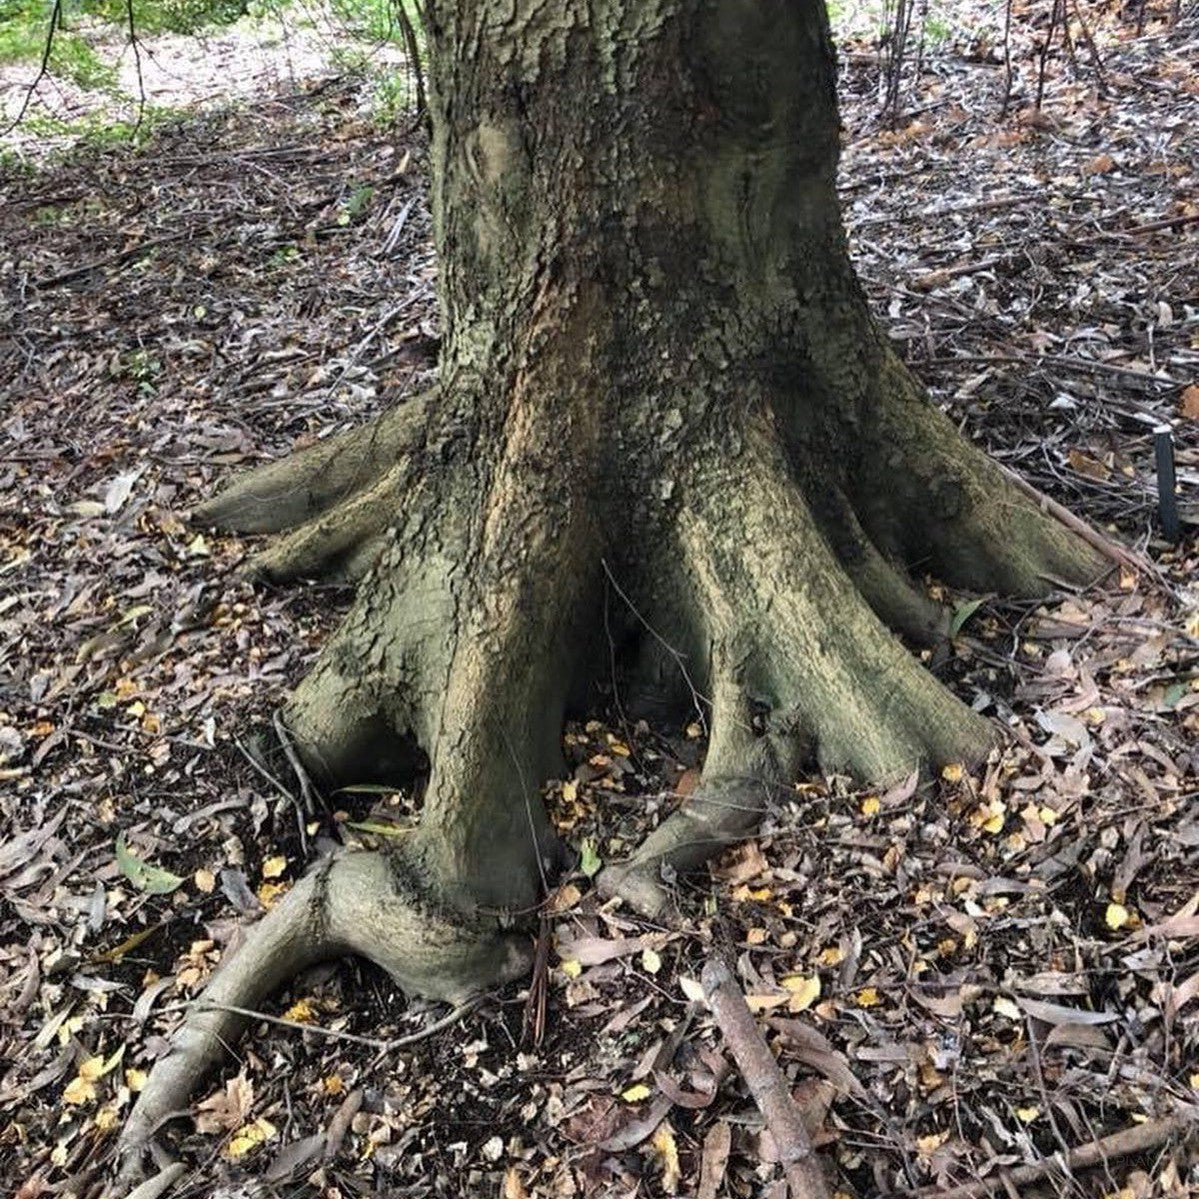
[698,1120,732,1199]
[195,1073,255,1134]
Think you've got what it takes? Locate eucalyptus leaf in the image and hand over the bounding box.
[115,832,184,894]
[949,596,988,638]
[580,838,602,878]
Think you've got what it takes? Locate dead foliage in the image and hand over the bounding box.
[1,7,1197,1197]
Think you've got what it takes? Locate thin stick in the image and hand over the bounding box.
[272,708,320,815]
[187,998,477,1050]
[1,0,62,138]
[907,1115,1194,1199]
[702,959,832,1199]
[995,461,1150,575]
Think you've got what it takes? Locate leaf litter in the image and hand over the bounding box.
[1,4,1197,1197]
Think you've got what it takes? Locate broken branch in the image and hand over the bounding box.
[701,958,832,1199]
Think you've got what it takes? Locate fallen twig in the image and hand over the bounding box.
[33,232,189,289]
[701,958,832,1199]
[996,461,1151,577]
[907,1114,1195,1199]
[272,708,321,815]
[181,998,477,1051]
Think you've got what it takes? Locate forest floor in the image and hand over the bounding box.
[2,4,1199,1198]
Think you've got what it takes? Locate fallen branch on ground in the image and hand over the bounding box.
[701,958,832,1199]
[907,1114,1195,1199]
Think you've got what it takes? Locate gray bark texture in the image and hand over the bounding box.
[116,0,1105,1184]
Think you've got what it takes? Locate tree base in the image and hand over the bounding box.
[117,325,1110,1184]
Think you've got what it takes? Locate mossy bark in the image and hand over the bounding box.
[208,0,1105,944]
[119,0,1106,1178]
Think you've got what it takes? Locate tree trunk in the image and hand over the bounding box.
[119,0,1106,1176]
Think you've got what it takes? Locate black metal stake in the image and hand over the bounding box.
[1154,425,1180,544]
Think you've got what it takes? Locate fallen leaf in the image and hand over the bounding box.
[781,974,822,1012]
[115,832,184,894]
[1179,384,1199,420]
[224,1117,277,1159]
[652,1122,681,1194]
[993,995,1022,1020]
[261,855,288,879]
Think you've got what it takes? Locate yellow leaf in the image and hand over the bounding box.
[63,1075,97,1105]
[125,1068,148,1093]
[324,1074,345,1096]
[1105,902,1130,930]
[745,993,791,1012]
[560,958,582,978]
[257,881,288,909]
[283,998,316,1023]
[941,763,964,784]
[861,795,881,817]
[503,1166,529,1199]
[78,1055,107,1082]
[992,996,1021,1020]
[621,1083,652,1103]
[223,1117,277,1159]
[1084,707,1106,725]
[916,1130,949,1157]
[126,700,146,719]
[652,1122,681,1194]
[93,1103,120,1132]
[781,974,822,1012]
[1015,1106,1040,1123]
[609,740,631,757]
[641,947,662,974]
[561,779,578,802]
[855,987,882,1008]
[261,856,288,880]
[819,946,844,967]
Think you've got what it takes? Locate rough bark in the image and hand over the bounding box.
[116,0,1109,1183]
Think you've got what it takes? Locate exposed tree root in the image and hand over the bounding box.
[193,391,434,580]
[116,848,530,1186]
[140,352,1118,1182]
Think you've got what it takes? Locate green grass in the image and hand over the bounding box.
[0,0,424,147]
[0,3,117,87]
